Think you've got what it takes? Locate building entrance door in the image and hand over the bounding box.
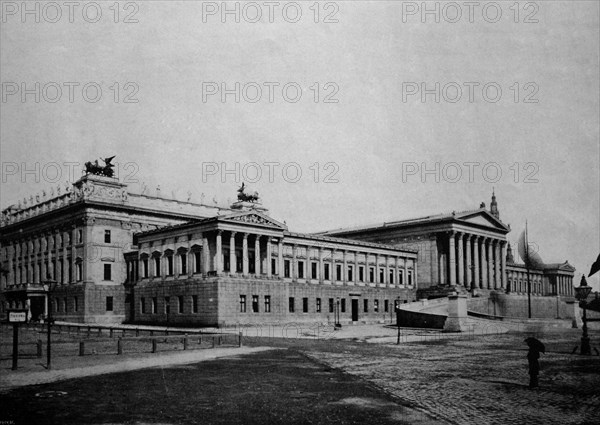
[351,299,359,322]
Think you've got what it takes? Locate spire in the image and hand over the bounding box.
[490,189,499,219]
[506,242,514,263]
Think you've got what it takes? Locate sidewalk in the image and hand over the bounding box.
[0,346,273,392]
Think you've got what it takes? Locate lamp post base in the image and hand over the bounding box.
[580,336,592,356]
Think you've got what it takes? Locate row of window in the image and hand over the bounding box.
[7,228,114,259]
[241,295,401,314]
[8,262,113,285]
[140,295,199,315]
[48,296,113,313]
[134,253,414,286]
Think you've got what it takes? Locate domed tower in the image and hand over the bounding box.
[490,189,500,220]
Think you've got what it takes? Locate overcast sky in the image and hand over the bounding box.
[1,1,599,289]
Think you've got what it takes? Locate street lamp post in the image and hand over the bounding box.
[396,296,401,344]
[43,280,56,370]
[574,276,592,356]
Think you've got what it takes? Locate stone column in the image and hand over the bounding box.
[394,256,399,287]
[291,244,297,280]
[473,236,480,290]
[486,239,493,289]
[215,230,223,274]
[465,235,472,289]
[457,233,464,286]
[331,249,336,282]
[229,232,237,274]
[202,234,208,274]
[480,238,488,289]
[384,255,390,286]
[494,240,500,289]
[500,241,507,290]
[448,232,456,286]
[242,233,249,275]
[254,236,261,275]
[266,237,273,277]
[278,240,284,277]
[318,247,324,283]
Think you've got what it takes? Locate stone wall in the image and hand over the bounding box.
[467,293,575,319]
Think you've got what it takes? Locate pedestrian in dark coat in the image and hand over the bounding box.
[524,337,544,389]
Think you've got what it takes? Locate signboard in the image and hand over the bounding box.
[8,309,28,323]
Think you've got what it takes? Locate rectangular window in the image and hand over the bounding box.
[384,299,389,313]
[271,258,276,275]
[252,295,259,313]
[240,295,247,313]
[289,297,295,313]
[336,264,342,281]
[178,296,184,314]
[311,262,318,279]
[77,229,83,244]
[63,297,68,312]
[359,266,364,282]
[284,260,291,278]
[369,267,374,283]
[194,251,201,273]
[379,268,385,283]
[316,298,321,312]
[298,261,304,279]
[408,270,413,285]
[141,297,146,314]
[364,299,369,313]
[389,269,394,284]
[374,299,379,312]
[264,295,271,313]
[324,264,330,280]
[142,258,149,278]
[74,296,78,312]
[152,297,157,314]
[180,255,187,275]
[76,263,82,281]
[399,270,404,285]
[347,266,353,282]
[192,295,198,313]
[103,264,112,281]
[104,230,111,243]
[341,298,346,313]
[302,297,308,313]
[106,296,113,312]
[328,298,334,313]
[164,297,170,315]
[167,256,174,276]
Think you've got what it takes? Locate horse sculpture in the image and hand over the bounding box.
[237,182,259,203]
[85,156,116,177]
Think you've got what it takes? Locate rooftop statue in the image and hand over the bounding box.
[237,182,259,203]
[85,155,116,177]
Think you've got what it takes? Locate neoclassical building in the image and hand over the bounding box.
[1,169,575,326]
[127,206,417,326]
[320,193,575,298]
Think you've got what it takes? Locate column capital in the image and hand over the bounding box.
[242,232,249,239]
[230,231,237,236]
[216,229,224,235]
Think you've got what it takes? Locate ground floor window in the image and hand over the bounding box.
[316,298,321,312]
[152,297,157,313]
[328,298,334,313]
[302,297,308,313]
[141,298,146,314]
[364,299,369,313]
[374,299,379,312]
[74,297,78,312]
[240,295,247,313]
[192,295,198,313]
[178,296,184,314]
[341,298,346,313]
[252,295,259,313]
[384,299,389,313]
[106,296,113,312]
[289,297,295,313]
[264,295,271,313]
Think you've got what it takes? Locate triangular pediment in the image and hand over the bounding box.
[219,211,288,230]
[454,210,510,232]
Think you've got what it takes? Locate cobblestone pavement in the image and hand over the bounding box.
[302,330,600,425]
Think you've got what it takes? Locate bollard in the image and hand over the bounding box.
[183,335,188,351]
[79,341,85,356]
[117,338,123,355]
[37,340,43,358]
[110,328,114,338]
[239,332,242,347]
[152,339,157,353]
